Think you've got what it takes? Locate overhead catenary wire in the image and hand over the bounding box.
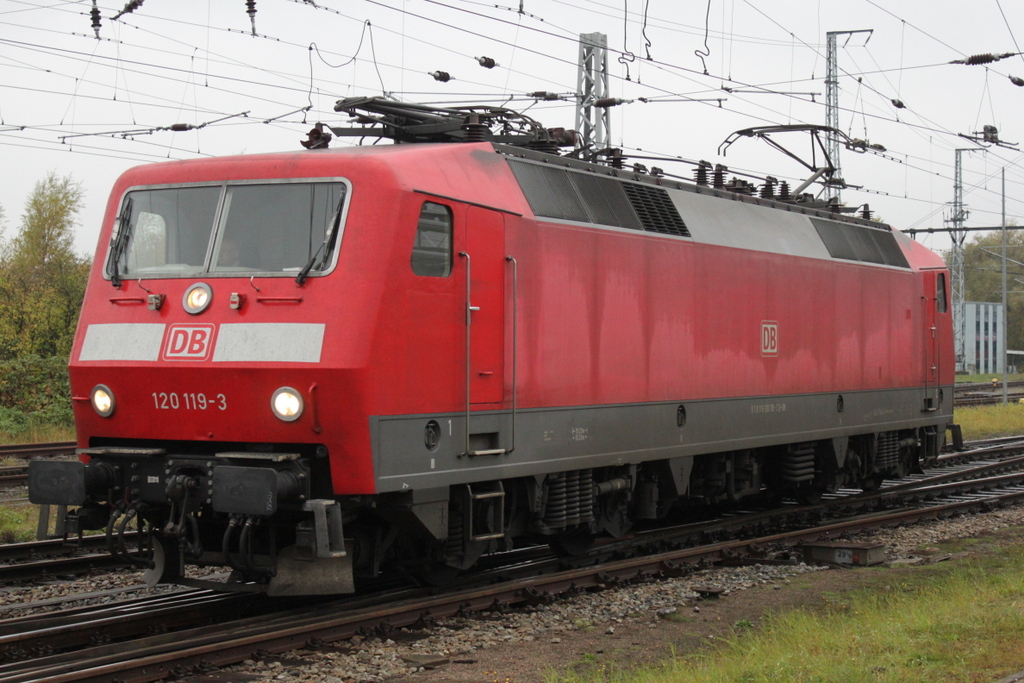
[0,0,1021,250]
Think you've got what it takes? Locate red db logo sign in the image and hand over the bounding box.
[761,321,778,357]
[162,324,216,361]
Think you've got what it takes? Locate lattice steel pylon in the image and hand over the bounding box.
[945,148,975,372]
[825,29,872,203]
[576,32,610,151]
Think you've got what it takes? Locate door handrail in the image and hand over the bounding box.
[459,251,473,457]
[506,255,518,455]
[457,250,517,457]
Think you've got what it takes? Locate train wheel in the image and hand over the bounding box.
[415,562,461,587]
[548,528,595,557]
[142,532,181,587]
[860,474,884,493]
[796,488,823,505]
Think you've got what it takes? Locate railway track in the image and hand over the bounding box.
[4,448,1024,682]
[953,379,1024,406]
[0,442,75,460]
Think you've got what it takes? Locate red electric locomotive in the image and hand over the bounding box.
[30,100,954,594]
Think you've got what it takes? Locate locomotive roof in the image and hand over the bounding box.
[110,141,945,272]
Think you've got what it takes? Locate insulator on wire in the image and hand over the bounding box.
[429,71,453,82]
[90,0,102,38]
[528,91,561,101]
[949,52,1017,66]
[1011,75,1024,87]
[113,0,144,20]
[476,56,497,69]
[594,97,631,108]
[245,0,257,36]
[891,99,906,109]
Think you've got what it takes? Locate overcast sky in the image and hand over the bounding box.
[2,0,1023,258]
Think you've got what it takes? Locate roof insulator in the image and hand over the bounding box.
[713,164,727,189]
[429,71,453,82]
[476,56,497,69]
[694,160,711,186]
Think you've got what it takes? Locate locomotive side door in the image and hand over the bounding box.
[463,206,506,405]
[922,270,941,411]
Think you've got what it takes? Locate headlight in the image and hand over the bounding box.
[91,384,115,417]
[271,387,303,422]
[183,283,212,315]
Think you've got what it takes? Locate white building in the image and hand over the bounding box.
[963,301,1005,375]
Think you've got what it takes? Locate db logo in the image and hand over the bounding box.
[162,324,216,361]
[761,321,779,357]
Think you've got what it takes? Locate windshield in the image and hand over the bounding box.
[107,180,348,279]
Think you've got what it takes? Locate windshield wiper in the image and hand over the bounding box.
[107,197,133,288]
[296,194,345,286]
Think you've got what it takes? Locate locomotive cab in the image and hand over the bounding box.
[30,164,364,594]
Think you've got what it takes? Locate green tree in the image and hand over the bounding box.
[0,173,91,360]
[959,226,1024,352]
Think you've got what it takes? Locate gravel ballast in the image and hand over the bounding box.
[6,505,1024,682]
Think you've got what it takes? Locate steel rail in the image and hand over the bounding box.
[0,442,75,459]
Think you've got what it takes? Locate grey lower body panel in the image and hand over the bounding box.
[371,387,953,492]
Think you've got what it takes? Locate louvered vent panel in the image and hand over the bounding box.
[567,173,643,230]
[811,218,909,269]
[507,160,589,223]
[846,225,887,264]
[870,230,911,268]
[810,219,857,260]
[621,183,690,237]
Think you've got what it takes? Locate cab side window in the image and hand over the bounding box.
[411,202,452,277]
[937,273,948,313]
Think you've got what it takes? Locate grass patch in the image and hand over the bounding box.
[0,423,75,446]
[956,372,1024,383]
[954,403,1024,440]
[548,545,1024,683]
[0,505,39,544]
